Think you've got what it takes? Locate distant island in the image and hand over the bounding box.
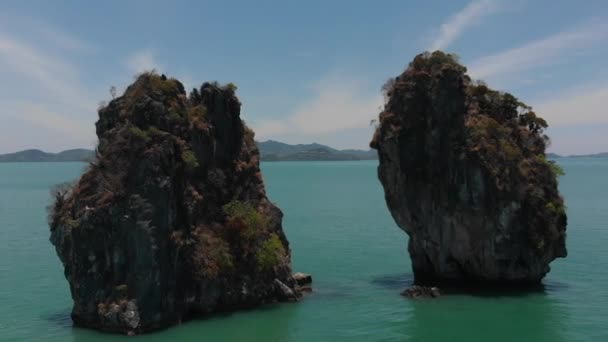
[547,152,608,158]
[0,141,378,162]
[2,144,606,163]
[0,149,94,162]
[258,140,377,161]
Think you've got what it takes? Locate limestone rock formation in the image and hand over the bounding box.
[371,51,567,286]
[49,73,303,334]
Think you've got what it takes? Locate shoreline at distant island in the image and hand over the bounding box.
[0,140,380,163]
[546,152,608,159]
[1,142,606,163]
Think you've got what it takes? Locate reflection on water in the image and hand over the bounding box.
[68,302,299,342]
[42,309,73,329]
[370,273,413,291]
[370,272,565,298]
[401,291,570,342]
[369,272,575,341]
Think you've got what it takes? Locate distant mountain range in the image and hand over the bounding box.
[547,152,608,158]
[2,144,605,163]
[0,149,93,163]
[257,140,377,161]
[0,141,378,162]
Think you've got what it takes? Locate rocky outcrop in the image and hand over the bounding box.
[401,286,441,299]
[292,272,312,286]
[292,272,313,293]
[371,51,567,286]
[49,73,305,334]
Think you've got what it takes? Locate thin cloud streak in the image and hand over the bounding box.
[14,104,95,144]
[469,20,608,82]
[0,32,96,112]
[251,75,382,140]
[534,83,608,127]
[430,0,500,51]
[0,12,96,54]
[0,25,99,150]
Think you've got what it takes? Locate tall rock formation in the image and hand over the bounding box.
[371,52,567,286]
[50,73,303,334]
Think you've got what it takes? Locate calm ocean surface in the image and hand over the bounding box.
[0,159,607,341]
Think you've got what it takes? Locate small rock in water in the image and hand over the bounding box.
[292,272,313,286]
[401,285,441,299]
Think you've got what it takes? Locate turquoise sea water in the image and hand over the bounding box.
[1,159,607,341]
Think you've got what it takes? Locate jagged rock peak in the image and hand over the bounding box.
[49,72,305,334]
[371,51,567,287]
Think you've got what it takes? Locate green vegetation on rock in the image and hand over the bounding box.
[371,51,567,285]
[223,200,269,240]
[180,149,199,170]
[536,154,565,177]
[129,126,150,142]
[256,234,286,271]
[48,71,297,334]
[192,230,234,279]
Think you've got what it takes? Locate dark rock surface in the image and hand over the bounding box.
[401,285,441,299]
[371,51,567,286]
[273,279,298,302]
[49,73,304,334]
[292,272,313,286]
[292,272,313,293]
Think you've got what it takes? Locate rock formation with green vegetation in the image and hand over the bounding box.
[371,51,567,287]
[49,72,308,334]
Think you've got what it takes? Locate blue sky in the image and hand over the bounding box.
[1,0,607,154]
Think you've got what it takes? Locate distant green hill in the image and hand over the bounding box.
[547,152,608,158]
[2,145,606,162]
[570,152,608,158]
[0,149,94,162]
[0,142,377,162]
[257,140,377,161]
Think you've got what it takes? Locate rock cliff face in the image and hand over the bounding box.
[50,73,303,334]
[371,52,567,286]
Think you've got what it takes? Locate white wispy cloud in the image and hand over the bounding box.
[251,75,382,141]
[0,12,96,54]
[469,20,608,82]
[534,83,608,126]
[463,17,608,153]
[0,31,97,112]
[15,104,95,144]
[126,50,162,74]
[0,24,99,152]
[429,0,500,51]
